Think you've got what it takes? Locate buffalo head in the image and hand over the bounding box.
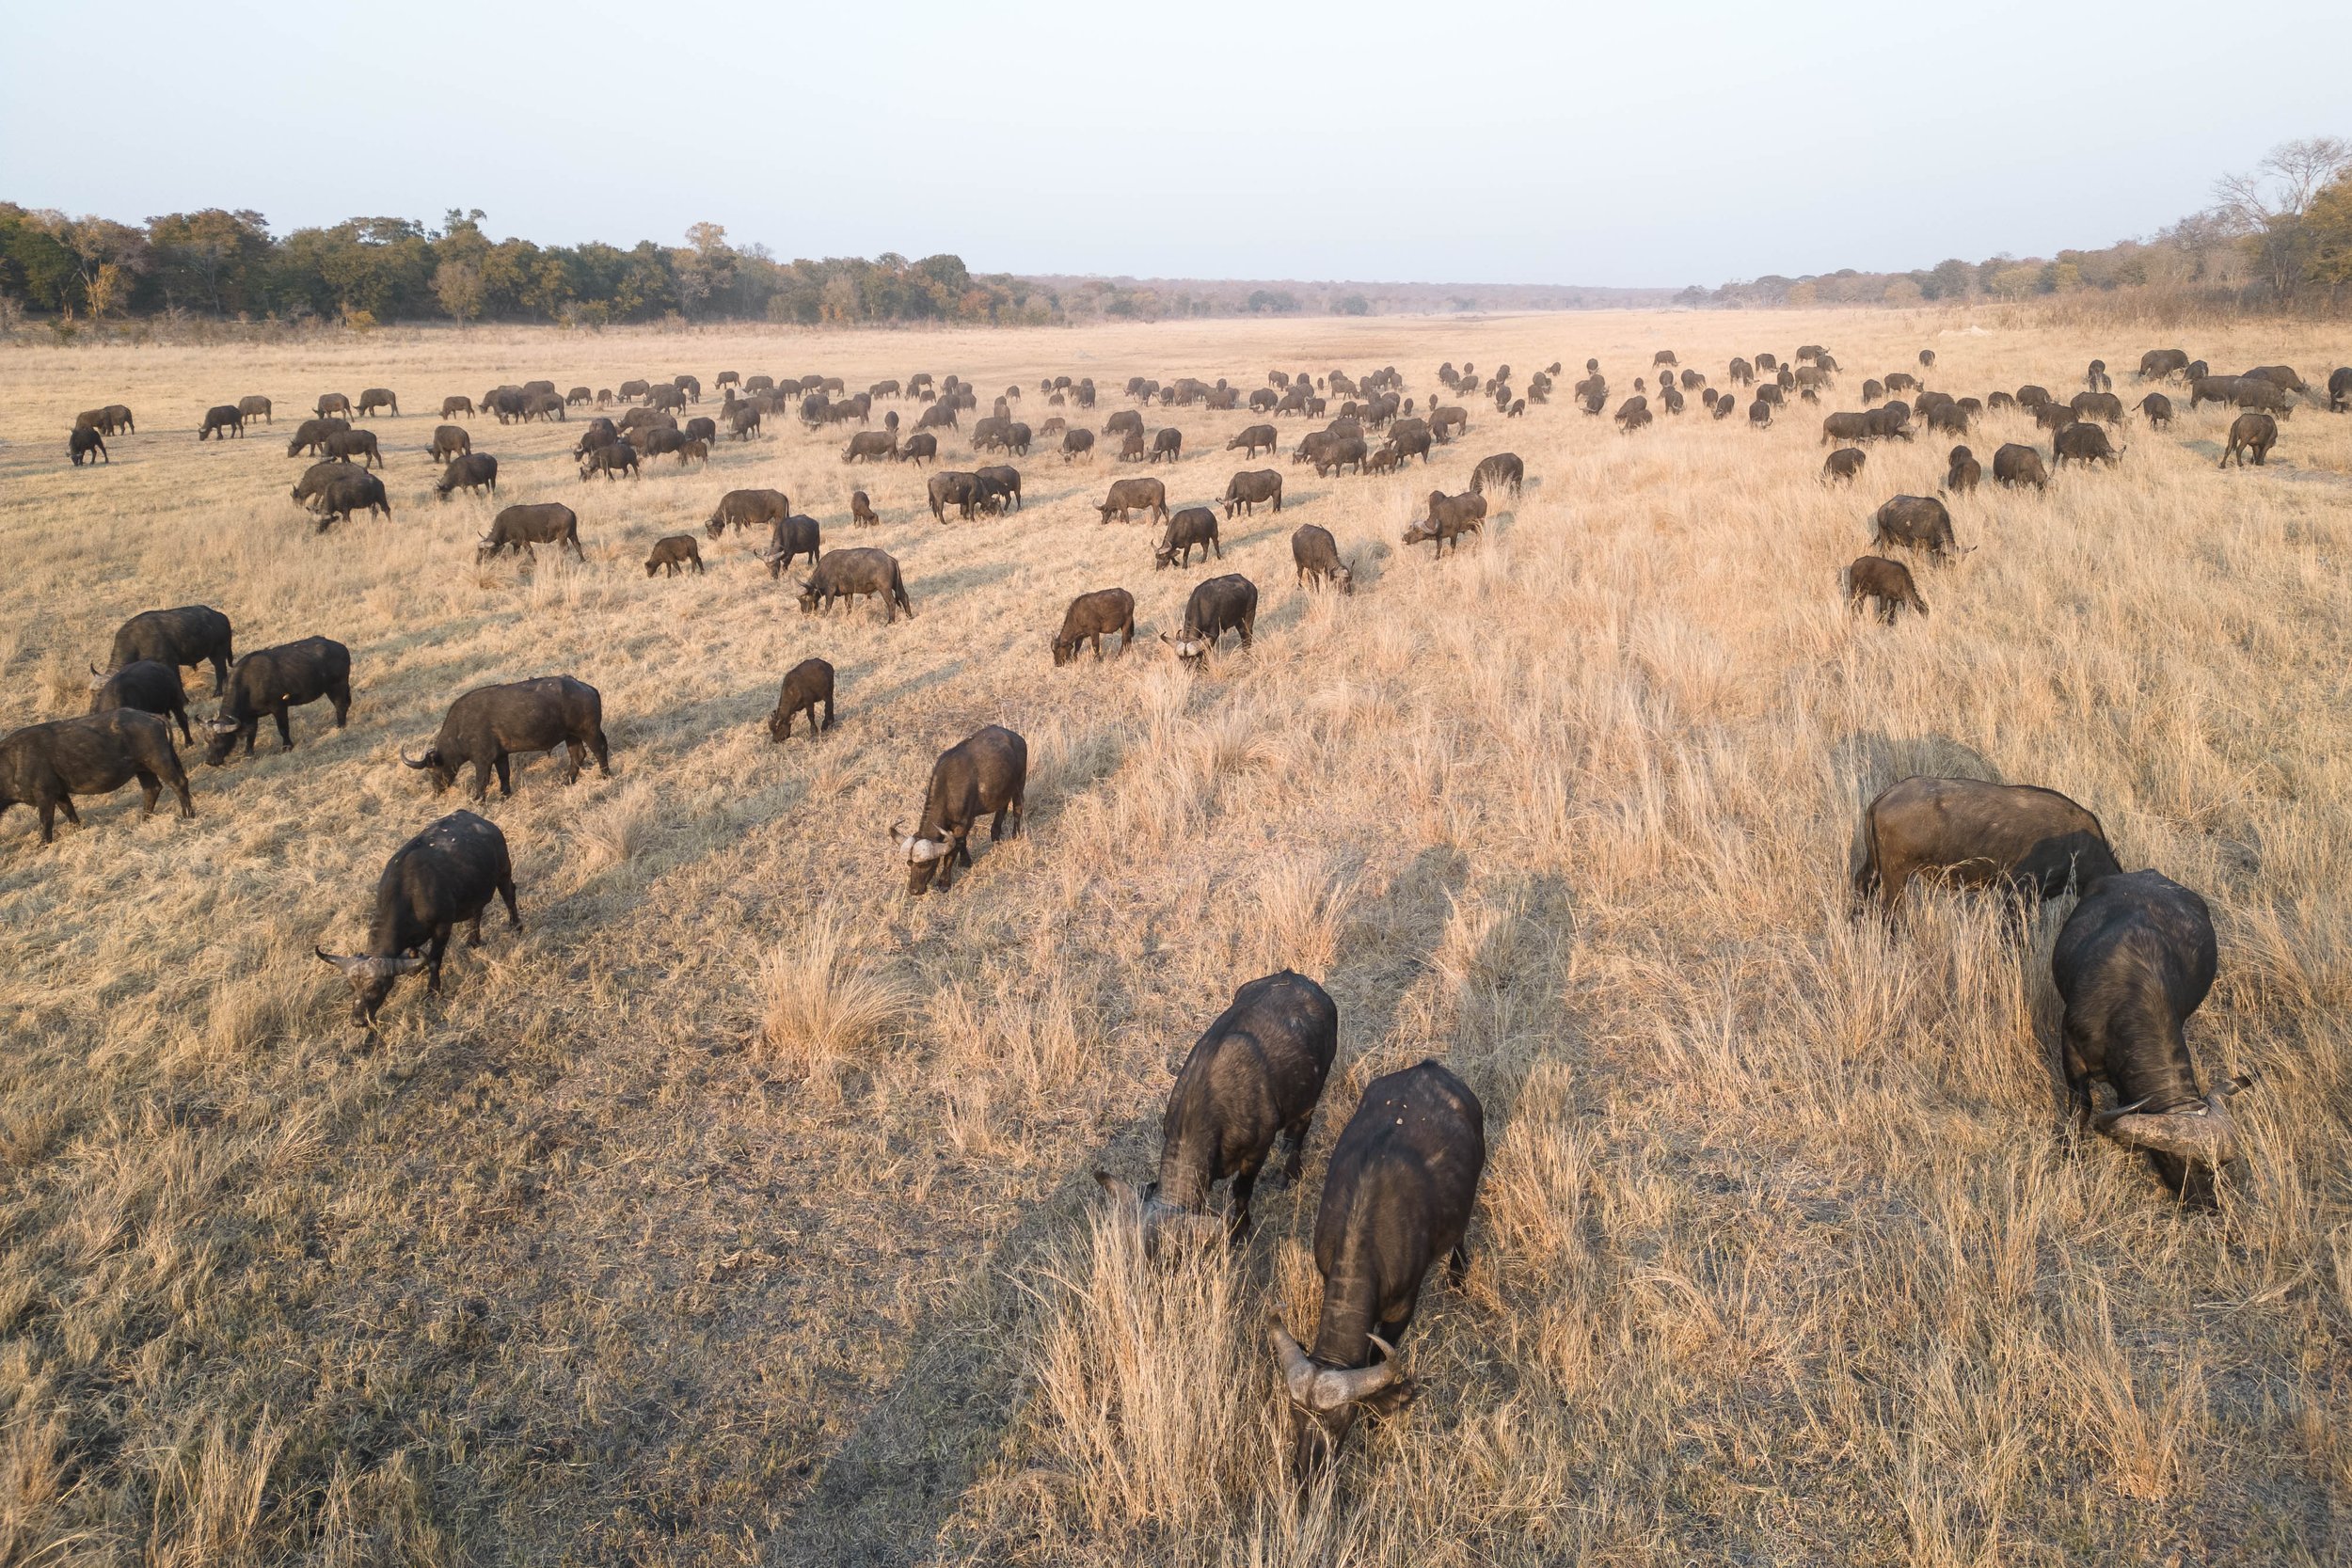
[1269,1319,1413,1482]
[200,716,243,768]
[315,944,426,1025]
[401,744,456,792]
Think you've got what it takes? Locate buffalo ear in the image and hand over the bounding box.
[1362,1381,1418,1418]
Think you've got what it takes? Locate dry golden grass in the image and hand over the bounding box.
[0,308,2348,1566]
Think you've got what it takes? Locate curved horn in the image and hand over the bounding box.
[206,718,239,734]
[400,746,434,768]
[313,944,363,974]
[88,661,104,677]
[888,819,908,842]
[2105,1098,2239,1165]
[1269,1320,1319,1406]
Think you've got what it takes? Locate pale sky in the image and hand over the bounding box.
[6,0,2348,287]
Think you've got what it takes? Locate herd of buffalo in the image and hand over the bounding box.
[33,336,2340,1477]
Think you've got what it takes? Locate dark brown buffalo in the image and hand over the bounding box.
[843,430,896,463]
[1097,971,1337,1255]
[2054,870,2249,1197]
[1856,776,2117,916]
[896,725,1026,895]
[1471,451,1523,496]
[707,487,788,537]
[428,423,471,461]
[2328,366,2351,413]
[2137,349,2189,382]
[759,515,822,577]
[1154,507,1221,569]
[1099,476,1168,525]
[645,535,705,576]
[1270,1059,1485,1480]
[286,416,348,456]
[897,431,940,466]
[312,470,390,531]
[237,394,273,424]
[1052,588,1136,665]
[580,442,640,481]
[199,404,245,441]
[2187,375,2243,412]
[1946,444,1980,493]
[1223,468,1282,517]
[477,502,583,562]
[2136,392,2174,428]
[324,428,382,467]
[0,709,192,843]
[1164,573,1257,662]
[1403,490,1485,556]
[851,490,881,527]
[109,606,232,692]
[2052,421,2120,467]
[436,453,498,499]
[1844,555,1928,624]
[1869,495,1963,560]
[442,395,474,419]
[70,426,108,465]
[1822,447,1867,483]
[315,392,353,419]
[1388,418,1434,463]
[1313,436,1369,477]
[2071,390,2124,426]
[404,676,609,799]
[1228,423,1278,457]
[1291,524,1355,594]
[1993,443,2048,489]
[357,388,399,418]
[315,810,518,1024]
[2220,413,2277,467]
[798,546,912,621]
[768,658,836,741]
[87,658,191,741]
[201,637,352,764]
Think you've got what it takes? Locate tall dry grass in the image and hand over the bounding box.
[0,309,2345,1565]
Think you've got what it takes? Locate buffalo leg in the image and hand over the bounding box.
[135,768,162,816]
[275,705,294,750]
[1228,1158,1264,1243]
[56,797,81,829]
[562,742,583,784]
[491,755,513,797]
[467,911,485,948]
[819,696,834,733]
[1279,1114,1314,1182]
[329,681,350,728]
[424,927,453,994]
[590,729,611,775]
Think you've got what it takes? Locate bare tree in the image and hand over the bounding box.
[2211,136,2352,303]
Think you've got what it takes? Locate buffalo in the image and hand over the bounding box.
[312,471,391,531]
[1471,452,1523,497]
[2052,422,2120,467]
[707,488,790,538]
[1154,507,1222,569]
[1403,491,1486,557]
[2072,390,2124,426]
[1868,495,1963,560]
[768,657,836,741]
[1270,1059,1486,1480]
[1946,445,1980,493]
[2328,366,2351,413]
[799,547,913,621]
[1052,588,1136,665]
[850,490,881,528]
[315,810,519,1025]
[2054,870,2249,1197]
[896,725,1026,895]
[1099,477,1168,526]
[1096,971,1337,1254]
[844,430,896,463]
[436,453,499,499]
[2220,413,2277,467]
[403,675,610,799]
[758,515,822,577]
[645,535,705,576]
[200,637,353,764]
[1291,524,1355,594]
[1844,555,1928,624]
[442,396,475,419]
[477,502,583,562]
[1,709,193,844]
[1822,448,1867,483]
[70,426,109,465]
[428,423,472,461]
[315,392,353,419]
[286,417,348,457]
[357,388,399,418]
[2137,393,2174,429]
[928,470,986,522]
[238,394,273,424]
[323,428,382,467]
[1164,574,1257,662]
[1855,776,2118,916]
[87,659,191,740]
[198,404,245,441]
[1229,423,1278,457]
[580,442,640,481]
[1993,443,2048,490]
[108,606,233,693]
[2137,349,2189,382]
[898,431,941,466]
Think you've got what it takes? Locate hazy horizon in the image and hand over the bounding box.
[7,1,2349,288]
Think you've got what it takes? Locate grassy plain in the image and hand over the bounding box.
[0,309,2347,1566]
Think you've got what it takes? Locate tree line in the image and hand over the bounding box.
[0,208,1056,328]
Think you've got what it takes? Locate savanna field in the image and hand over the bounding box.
[2,309,2348,1567]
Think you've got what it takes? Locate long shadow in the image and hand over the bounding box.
[763,842,1489,1566]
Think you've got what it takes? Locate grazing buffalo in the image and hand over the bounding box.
[286,417,348,457]
[2328,366,2351,413]
[1855,776,2119,916]
[844,430,896,463]
[1822,448,1867,483]
[316,392,353,419]
[1097,970,1337,1253]
[436,453,499,499]
[2233,378,2295,418]
[1164,573,1257,662]
[727,404,764,440]
[109,606,233,693]
[768,657,835,741]
[315,810,519,1024]
[1154,507,1222,569]
[1313,436,1369,477]
[87,659,192,740]
[2054,870,2249,1196]
[238,395,273,424]
[1270,1059,1486,1480]
[1220,468,1283,519]
[927,470,985,522]
[1471,451,1523,496]
[758,515,822,577]
[566,387,593,407]
[200,637,352,764]
[1099,477,1168,525]
[2052,421,2120,467]
[850,491,881,528]
[707,487,789,538]
[1946,445,1980,493]
[2072,390,2124,426]
[896,724,1026,895]
[1229,423,1278,457]
[70,426,109,465]
[1844,555,1928,624]
[477,502,583,562]
[580,442,640,481]
[2220,413,2277,467]
[403,675,610,799]
[1993,443,2048,490]
[898,431,940,466]
[975,465,1022,512]
[1613,396,1652,432]
[428,423,472,461]
[1387,418,1434,464]
[2137,349,2189,382]
[1052,588,1136,665]
[0,709,193,844]
[645,534,705,576]
[2241,364,2308,396]
[1868,495,1963,560]
[312,470,390,531]
[1403,490,1486,557]
[76,404,135,435]
[442,396,474,419]
[1146,426,1184,464]
[323,428,382,467]
[1925,401,1970,436]
[1291,524,1355,594]
[2137,393,2174,429]
[358,388,399,418]
[199,404,245,441]
[2187,375,2242,412]
[798,546,913,621]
